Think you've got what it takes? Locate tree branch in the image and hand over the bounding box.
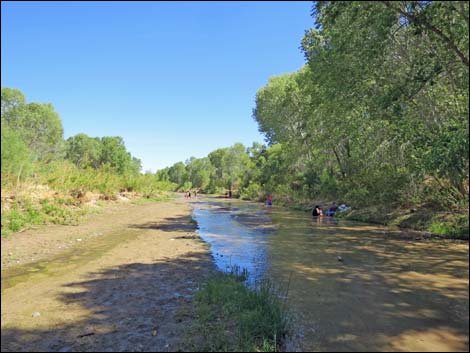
[381,1,469,67]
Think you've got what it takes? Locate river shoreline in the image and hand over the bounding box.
[2,195,468,352]
[194,196,469,352]
[1,197,217,352]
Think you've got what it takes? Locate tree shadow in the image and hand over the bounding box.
[1,252,215,352]
[267,225,470,351]
[128,215,197,233]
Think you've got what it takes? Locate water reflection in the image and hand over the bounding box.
[192,200,270,284]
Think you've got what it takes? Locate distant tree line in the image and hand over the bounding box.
[1,87,142,183]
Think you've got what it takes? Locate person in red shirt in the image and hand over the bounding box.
[266,195,273,206]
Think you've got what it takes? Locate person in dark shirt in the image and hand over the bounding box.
[325,202,338,216]
[312,205,323,217]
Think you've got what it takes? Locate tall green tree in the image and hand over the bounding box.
[1,88,64,161]
[65,133,102,169]
[99,136,136,175]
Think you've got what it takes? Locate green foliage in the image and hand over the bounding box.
[123,174,175,198]
[208,143,252,193]
[181,181,193,191]
[186,157,213,191]
[1,88,26,125]
[65,133,101,168]
[39,199,81,225]
[188,268,289,352]
[1,198,83,235]
[240,182,263,201]
[1,124,32,182]
[167,162,187,185]
[3,1,469,239]
[100,136,140,175]
[1,87,64,162]
[428,213,469,239]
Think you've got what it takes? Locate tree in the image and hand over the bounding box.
[65,133,101,169]
[1,88,64,161]
[186,157,213,191]
[99,136,134,174]
[168,162,187,186]
[1,124,32,182]
[1,87,26,122]
[208,143,251,194]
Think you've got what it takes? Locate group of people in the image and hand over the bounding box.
[184,190,197,199]
[312,202,347,217]
[263,195,346,217]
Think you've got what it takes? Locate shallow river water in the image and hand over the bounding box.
[192,197,469,352]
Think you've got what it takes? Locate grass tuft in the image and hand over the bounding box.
[186,267,290,352]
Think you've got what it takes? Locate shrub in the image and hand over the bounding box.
[240,182,262,201]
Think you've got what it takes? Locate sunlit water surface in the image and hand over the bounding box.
[192,197,469,352]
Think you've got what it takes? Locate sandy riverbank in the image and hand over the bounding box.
[1,197,216,352]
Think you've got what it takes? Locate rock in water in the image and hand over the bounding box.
[337,256,343,262]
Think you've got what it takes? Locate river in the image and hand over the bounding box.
[192,196,469,352]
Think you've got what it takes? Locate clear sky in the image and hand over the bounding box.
[1,1,313,172]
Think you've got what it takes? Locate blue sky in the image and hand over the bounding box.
[1,1,313,172]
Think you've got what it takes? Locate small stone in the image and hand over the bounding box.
[32,311,41,317]
[152,329,157,336]
[337,256,343,262]
[76,238,82,242]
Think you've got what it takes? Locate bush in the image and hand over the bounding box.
[240,182,262,201]
[344,187,370,207]
[429,213,469,239]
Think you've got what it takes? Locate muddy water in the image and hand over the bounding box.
[192,197,469,352]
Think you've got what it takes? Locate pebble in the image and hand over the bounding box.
[337,256,343,262]
[32,311,41,318]
[76,238,82,242]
